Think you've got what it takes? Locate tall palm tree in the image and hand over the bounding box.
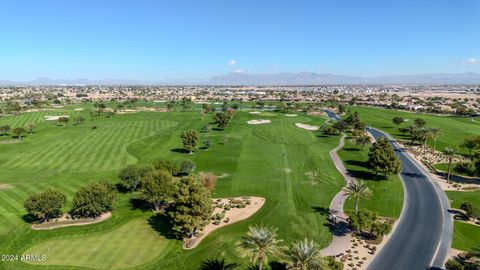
[199,258,239,270]
[429,128,441,153]
[343,180,372,214]
[443,147,457,184]
[284,238,324,270]
[239,225,282,270]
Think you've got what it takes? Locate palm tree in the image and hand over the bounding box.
[443,147,457,184]
[429,128,441,153]
[239,225,282,270]
[199,258,239,270]
[284,239,324,270]
[343,180,372,214]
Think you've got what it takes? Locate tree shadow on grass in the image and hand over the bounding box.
[342,147,361,152]
[170,148,190,154]
[312,206,331,217]
[22,214,38,224]
[147,214,177,240]
[129,198,152,212]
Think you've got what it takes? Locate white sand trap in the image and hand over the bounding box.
[285,114,298,117]
[44,115,69,121]
[73,108,84,111]
[295,123,320,131]
[183,197,265,249]
[249,111,261,114]
[32,212,111,230]
[247,119,271,125]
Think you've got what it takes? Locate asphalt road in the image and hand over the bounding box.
[324,110,452,270]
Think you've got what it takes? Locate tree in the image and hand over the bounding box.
[24,188,67,222]
[179,159,196,175]
[0,125,10,136]
[26,123,36,134]
[460,202,480,220]
[332,121,349,133]
[167,175,213,237]
[118,164,153,191]
[12,127,27,139]
[239,225,282,270]
[445,259,464,270]
[152,160,180,176]
[74,116,85,126]
[392,116,404,126]
[343,180,371,214]
[354,135,371,150]
[284,239,324,270]
[443,147,458,184]
[199,258,239,270]
[461,136,480,160]
[429,127,441,153]
[323,126,339,136]
[414,118,426,127]
[203,139,212,150]
[140,170,176,211]
[57,116,70,126]
[338,104,346,114]
[367,137,402,177]
[214,112,230,129]
[181,130,199,153]
[70,182,116,218]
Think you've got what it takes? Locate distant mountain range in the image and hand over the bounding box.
[1,72,480,86]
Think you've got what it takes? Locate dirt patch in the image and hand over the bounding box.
[295,123,320,131]
[0,140,21,145]
[247,119,271,125]
[183,196,265,249]
[0,184,13,191]
[32,212,111,230]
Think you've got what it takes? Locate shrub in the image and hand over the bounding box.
[454,162,476,177]
[460,202,480,220]
[445,259,464,270]
[198,172,218,191]
[179,159,196,175]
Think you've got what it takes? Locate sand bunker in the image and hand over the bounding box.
[247,119,271,125]
[183,197,265,249]
[249,111,261,114]
[0,184,13,191]
[295,123,320,131]
[44,115,69,121]
[285,114,298,117]
[73,108,84,111]
[32,212,111,230]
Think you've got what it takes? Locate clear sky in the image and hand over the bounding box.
[0,0,479,81]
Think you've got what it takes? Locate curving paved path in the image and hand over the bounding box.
[321,133,354,256]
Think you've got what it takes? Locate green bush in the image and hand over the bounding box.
[445,259,464,270]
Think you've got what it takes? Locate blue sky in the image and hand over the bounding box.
[0,0,479,80]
